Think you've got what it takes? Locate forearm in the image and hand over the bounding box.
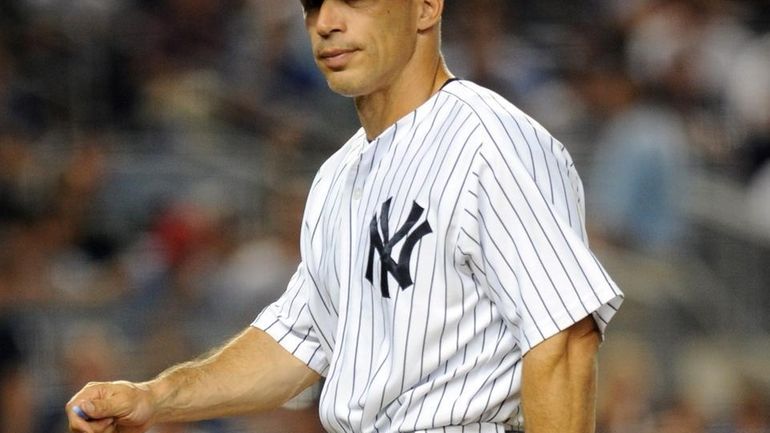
[145,327,321,423]
[521,317,599,433]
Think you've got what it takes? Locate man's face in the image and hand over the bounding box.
[302,0,419,97]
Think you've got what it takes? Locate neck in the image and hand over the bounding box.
[355,55,452,141]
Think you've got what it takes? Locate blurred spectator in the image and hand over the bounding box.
[725,34,770,180]
[597,337,658,433]
[0,319,34,433]
[584,65,690,253]
[205,179,305,330]
[656,397,707,433]
[747,161,770,241]
[729,382,770,433]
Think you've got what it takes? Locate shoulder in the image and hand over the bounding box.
[440,80,544,133]
[303,128,366,216]
[310,128,366,191]
[440,80,558,157]
[317,128,366,177]
[441,80,568,177]
[445,81,587,237]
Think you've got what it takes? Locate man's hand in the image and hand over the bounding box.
[66,381,156,433]
[65,328,320,433]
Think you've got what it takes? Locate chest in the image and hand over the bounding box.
[311,134,479,309]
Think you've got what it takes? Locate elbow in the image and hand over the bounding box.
[525,316,600,369]
[521,317,601,433]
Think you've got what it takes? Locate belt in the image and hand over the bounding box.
[412,424,522,433]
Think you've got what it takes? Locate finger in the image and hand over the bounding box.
[78,401,102,419]
[68,406,114,433]
[68,415,93,433]
[89,418,116,433]
[73,405,93,421]
[88,397,126,420]
[67,402,95,433]
[68,412,97,433]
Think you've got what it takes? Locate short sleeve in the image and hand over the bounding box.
[252,261,329,375]
[465,143,624,354]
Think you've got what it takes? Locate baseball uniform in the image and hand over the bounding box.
[253,79,624,433]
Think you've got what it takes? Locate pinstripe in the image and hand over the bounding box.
[475,178,556,329]
[447,84,525,165]
[312,130,365,243]
[362,129,402,404]
[391,100,457,395]
[479,140,602,311]
[550,136,574,228]
[342,150,369,433]
[319,148,368,433]
[281,272,306,318]
[260,317,280,333]
[487,94,539,184]
[507,394,522,432]
[400,111,476,430]
[447,84,583,238]
[277,304,310,344]
[351,135,391,432]
[252,80,622,433]
[447,266,484,424]
[462,323,509,421]
[460,210,523,334]
[474,206,537,349]
[458,246,486,279]
[535,124,556,205]
[389,95,449,217]
[394,101,462,222]
[288,312,316,353]
[307,308,334,353]
[320,163,350,299]
[482,368,517,423]
[306,262,336,317]
[421,129,482,428]
[371,103,456,430]
[478,152,585,318]
[368,116,422,427]
[396,100,463,394]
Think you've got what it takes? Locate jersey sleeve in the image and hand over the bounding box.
[465,139,624,354]
[252,261,329,375]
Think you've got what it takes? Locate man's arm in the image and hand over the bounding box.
[66,327,321,433]
[521,316,601,433]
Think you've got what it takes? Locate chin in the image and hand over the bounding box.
[324,72,373,98]
[326,80,365,98]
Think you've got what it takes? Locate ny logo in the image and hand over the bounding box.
[365,198,433,298]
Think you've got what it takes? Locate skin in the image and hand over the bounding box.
[305,0,452,140]
[523,316,601,433]
[66,328,320,433]
[66,1,602,432]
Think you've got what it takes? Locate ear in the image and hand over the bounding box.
[416,0,443,32]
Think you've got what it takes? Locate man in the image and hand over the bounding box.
[66,1,623,432]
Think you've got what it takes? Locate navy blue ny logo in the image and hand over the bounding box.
[365,198,433,298]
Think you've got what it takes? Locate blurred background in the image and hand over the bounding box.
[0,0,768,432]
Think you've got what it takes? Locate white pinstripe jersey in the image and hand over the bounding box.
[253,79,624,433]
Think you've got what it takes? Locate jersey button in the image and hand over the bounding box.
[352,189,363,200]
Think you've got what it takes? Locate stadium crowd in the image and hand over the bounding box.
[0,0,769,432]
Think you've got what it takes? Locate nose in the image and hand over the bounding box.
[313,0,345,37]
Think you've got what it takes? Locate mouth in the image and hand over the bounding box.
[317,48,358,70]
